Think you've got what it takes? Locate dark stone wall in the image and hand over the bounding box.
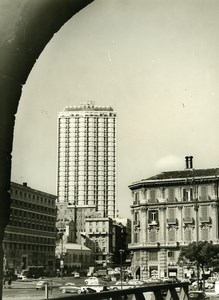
[0,0,93,298]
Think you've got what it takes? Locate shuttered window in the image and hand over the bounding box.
[201,205,208,219]
[184,206,192,218]
[168,188,175,202]
[168,207,175,219]
[149,229,158,242]
[200,185,207,200]
[201,227,209,241]
[168,228,176,242]
[184,228,192,242]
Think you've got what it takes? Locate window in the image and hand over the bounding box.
[149,189,156,202]
[168,188,175,202]
[134,192,139,204]
[168,251,175,261]
[199,185,207,200]
[184,227,192,242]
[148,210,158,224]
[168,208,175,219]
[184,206,192,218]
[149,228,158,243]
[201,205,208,220]
[183,188,193,201]
[148,251,158,261]
[168,228,176,242]
[201,227,209,241]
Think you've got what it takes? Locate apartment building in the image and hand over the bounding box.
[56,101,117,250]
[128,156,219,280]
[3,182,57,276]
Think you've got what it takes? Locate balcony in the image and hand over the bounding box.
[183,217,195,224]
[200,216,212,224]
[167,218,178,225]
[148,219,159,226]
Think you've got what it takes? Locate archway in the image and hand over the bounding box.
[0,0,93,298]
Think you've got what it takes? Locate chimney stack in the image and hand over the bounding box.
[185,156,193,169]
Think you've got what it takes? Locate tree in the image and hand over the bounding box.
[178,241,219,290]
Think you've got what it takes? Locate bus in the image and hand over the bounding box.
[21,266,46,278]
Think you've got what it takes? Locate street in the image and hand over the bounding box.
[2,277,219,300]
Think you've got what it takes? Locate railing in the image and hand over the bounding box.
[54,282,189,300]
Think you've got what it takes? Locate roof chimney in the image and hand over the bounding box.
[185,156,193,169]
[23,182,27,187]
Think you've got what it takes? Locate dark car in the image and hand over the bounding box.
[189,291,209,300]
[102,275,111,282]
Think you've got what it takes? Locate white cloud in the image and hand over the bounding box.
[155,155,183,172]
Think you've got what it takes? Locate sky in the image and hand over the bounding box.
[11,0,219,218]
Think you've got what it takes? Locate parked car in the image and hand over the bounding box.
[17,275,29,281]
[189,291,209,300]
[74,272,80,278]
[207,277,217,284]
[110,281,130,290]
[36,280,51,290]
[79,285,103,293]
[102,275,111,282]
[191,280,214,290]
[59,282,81,294]
[128,279,145,287]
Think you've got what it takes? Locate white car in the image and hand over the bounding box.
[17,275,30,282]
[110,281,130,290]
[128,279,145,287]
[192,281,214,290]
[85,277,99,285]
[59,282,81,294]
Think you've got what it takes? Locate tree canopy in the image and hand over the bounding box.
[178,241,219,272]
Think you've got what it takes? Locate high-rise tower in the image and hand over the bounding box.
[57,101,117,223]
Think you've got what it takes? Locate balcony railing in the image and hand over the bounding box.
[200,216,212,224]
[183,217,194,224]
[54,282,189,300]
[148,220,159,226]
[167,218,178,225]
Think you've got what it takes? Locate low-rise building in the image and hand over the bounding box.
[129,156,219,280]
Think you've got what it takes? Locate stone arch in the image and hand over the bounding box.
[0,0,93,297]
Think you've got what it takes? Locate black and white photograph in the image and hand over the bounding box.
[1,0,219,299]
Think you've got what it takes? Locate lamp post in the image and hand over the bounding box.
[194,185,200,290]
[119,249,125,289]
[59,232,64,279]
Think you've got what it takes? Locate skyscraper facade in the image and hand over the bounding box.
[57,101,117,226]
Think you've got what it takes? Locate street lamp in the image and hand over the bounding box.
[119,249,125,289]
[194,186,200,290]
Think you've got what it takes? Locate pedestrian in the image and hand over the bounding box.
[7,277,12,289]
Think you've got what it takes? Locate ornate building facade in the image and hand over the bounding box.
[128,156,219,280]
